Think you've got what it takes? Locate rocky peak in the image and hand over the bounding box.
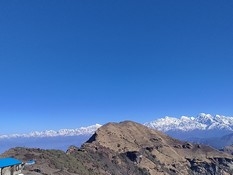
[82,121,233,175]
[85,121,168,152]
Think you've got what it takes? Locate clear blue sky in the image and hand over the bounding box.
[0,0,232,134]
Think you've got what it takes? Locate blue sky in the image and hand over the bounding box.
[0,0,232,134]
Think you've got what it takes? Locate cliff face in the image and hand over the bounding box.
[2,121,233,175]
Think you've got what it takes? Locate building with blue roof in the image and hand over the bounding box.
[0,158,22,175]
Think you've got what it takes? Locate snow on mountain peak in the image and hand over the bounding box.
[145,113,233,132]
[2,113,233,139]
[0,124,102,139]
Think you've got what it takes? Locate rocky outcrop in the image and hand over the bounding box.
[66,145,78,155]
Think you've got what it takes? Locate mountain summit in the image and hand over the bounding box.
[3,121,233,175]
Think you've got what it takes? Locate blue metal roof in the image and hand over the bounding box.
[26,160,35,165]
[0,158,22,168]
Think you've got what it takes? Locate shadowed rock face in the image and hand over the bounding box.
[222,145,233,155]
[2,121,233,175]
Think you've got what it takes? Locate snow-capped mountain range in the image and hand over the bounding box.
[144,113,233,132]
[1,113,233,151]
[0,124,102,139]
[1,113,233,140]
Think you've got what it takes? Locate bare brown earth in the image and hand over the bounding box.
[1,121,233,175]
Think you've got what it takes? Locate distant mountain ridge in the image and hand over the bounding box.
[144,113,233,147]
[2,113,233,139]
[144,113,233,132]
[0,124,102,139]
[2,113,233,150]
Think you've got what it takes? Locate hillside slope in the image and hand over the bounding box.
[2,121,233,175]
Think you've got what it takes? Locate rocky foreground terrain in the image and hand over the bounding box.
[1,121,233,175]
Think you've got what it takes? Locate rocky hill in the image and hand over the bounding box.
[2,121,233,175]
